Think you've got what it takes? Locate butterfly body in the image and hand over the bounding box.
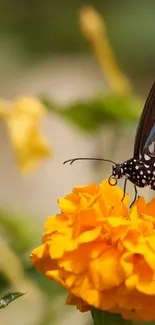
[112,158,152,188]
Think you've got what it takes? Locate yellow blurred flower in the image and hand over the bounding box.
[30,180,155,322]
[0,97,51,173]
[79,7,131,95]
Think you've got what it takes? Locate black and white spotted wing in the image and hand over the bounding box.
[134,81,155,161]
[111,81,155,193]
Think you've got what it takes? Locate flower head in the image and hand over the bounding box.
[0,97,51,173]
[30,180,155,322]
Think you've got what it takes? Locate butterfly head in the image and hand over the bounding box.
[108,164,123,186]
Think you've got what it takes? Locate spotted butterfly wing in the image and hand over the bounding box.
[113,82,155,205]
[111,81,155,193]
[134,81,155,161]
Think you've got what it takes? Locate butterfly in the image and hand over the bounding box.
[64,82,155,205]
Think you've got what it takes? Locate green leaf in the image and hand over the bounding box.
[41,97,56,113]
[60,101,105,131]
[0,292,26,309]
[41,94,143,132]
[0,208,40,255]
[99,94,142,122]
[91,308,133,325]
[27,266,65,297]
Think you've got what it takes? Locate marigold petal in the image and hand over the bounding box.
[109,203,129,218]
[147,236,155,252]
[31,243,48,261]
[43,215,72,242]
[58,252,89,274]
[71,279,116,310]
[77,226,101,244]
[100,180,130,206]
[106,217,130,228]
[74,184,98,196]
[49,234,78,259]
[89,247,125,290]
[129,206,139,223]
[136,279,155,295]
[66,293,90,312]
[143,248,155,270]
[44,215,56,230]
[133,196,146,213]
[76,206,107,229]
[125,274,139,290]
[45,214,69,230]
[30,243,57,273]
[46,269,67,288]
[58,198,77,213]
[144,198,155,217]
[120,252,134,276]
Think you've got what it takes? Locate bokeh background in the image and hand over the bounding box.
[0,1,155,324]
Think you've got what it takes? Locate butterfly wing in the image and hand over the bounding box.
[134,82,155,159]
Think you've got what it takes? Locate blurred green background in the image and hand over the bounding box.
[0,1,155,325]
[1,0,155,87]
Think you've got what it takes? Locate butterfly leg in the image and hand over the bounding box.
[150,183,155,191]
[130,185,137,207]
[121,178,127,202]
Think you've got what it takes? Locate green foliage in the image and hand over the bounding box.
[0,0,154,82]
[0,208,39,256]
[0,208,64,298]
[91,308,133,325]
[27,266,65,297]
[42,94,143,132]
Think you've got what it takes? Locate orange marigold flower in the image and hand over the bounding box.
[30,179,155,322]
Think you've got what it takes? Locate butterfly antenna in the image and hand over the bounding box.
[63,157,117,166]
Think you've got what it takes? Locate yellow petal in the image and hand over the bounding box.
[12,97,45,119]
[58,198,77,213]
[77,226,101,244]
[1,97,51,173]
[137,280,155,295]
[89,247,125,290]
